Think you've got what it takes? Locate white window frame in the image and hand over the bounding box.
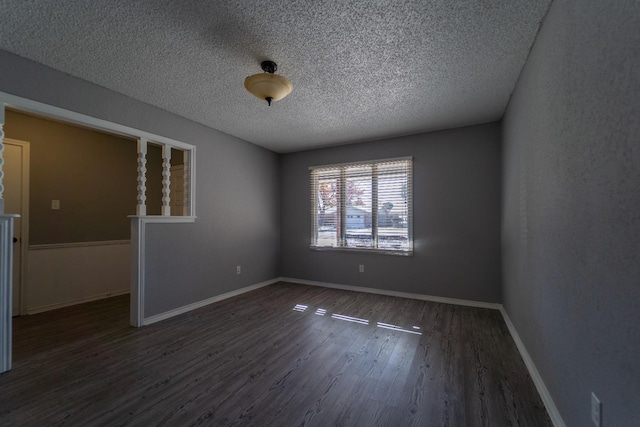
[310,157,413,256]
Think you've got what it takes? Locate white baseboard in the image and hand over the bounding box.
[499,308,566,427]
[27,289,130,314]
[143,278,280,326]
[279,277,502,310]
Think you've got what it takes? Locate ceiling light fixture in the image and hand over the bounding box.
[244,61,293,106]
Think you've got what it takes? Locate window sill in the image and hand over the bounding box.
[310,246,413,256]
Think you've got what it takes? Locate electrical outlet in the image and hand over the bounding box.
[359,264,364,273]
[51,200,60,210]
[236,265,241,275]
[591,392,602,427]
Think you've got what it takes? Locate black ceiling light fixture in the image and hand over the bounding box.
[244,61,293,106]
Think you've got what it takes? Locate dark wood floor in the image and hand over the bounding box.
[0,282,551,426]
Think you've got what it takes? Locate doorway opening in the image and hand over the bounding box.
[0,91,197,373]
[5,109,140,317]
[2,138,29,317]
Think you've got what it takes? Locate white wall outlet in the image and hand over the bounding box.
[236,265,241,275]
[51,200,60,210]
[591,392,602,427]
[359,264,364,273]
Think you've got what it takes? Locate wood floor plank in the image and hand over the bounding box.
[0,282,552,426]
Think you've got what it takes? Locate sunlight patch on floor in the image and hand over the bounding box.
[293,303,422,334]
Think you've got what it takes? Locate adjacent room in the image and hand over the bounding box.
[0,1,638,426]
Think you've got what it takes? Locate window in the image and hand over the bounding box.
[310,157,412,254]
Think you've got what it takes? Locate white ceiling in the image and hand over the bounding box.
[0,0,550,153]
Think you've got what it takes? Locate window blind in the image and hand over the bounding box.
[310,157,412,254]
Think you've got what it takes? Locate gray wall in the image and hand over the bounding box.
[501,0,640,425]
[281,123,502,303]
[0,50,281,317]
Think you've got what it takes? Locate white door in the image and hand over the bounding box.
[4,140,28,316]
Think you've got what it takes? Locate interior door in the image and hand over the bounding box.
[4,142,24,316]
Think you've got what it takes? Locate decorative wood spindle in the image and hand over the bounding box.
[136,138,147,216]
[161,144,171,216]
[183,150,191,216]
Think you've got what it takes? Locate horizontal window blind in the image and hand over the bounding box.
[310,158,412,254]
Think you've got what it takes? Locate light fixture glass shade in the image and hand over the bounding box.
[244,73,293,103]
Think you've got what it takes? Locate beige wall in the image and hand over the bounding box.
[5,110,163,244]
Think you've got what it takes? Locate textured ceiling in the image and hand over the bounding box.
[0,0,550,153]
